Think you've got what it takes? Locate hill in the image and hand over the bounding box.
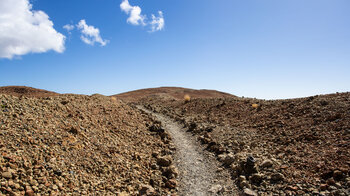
[113,87,235,103]
[1,86,349,195]
[0,86,59,98]
[137,92,350,195]
[0,93,175,195]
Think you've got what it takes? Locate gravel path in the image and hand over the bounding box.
[138,106,236,196]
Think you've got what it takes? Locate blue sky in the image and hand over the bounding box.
[0,0,349,99]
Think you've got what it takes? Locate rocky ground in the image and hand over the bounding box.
[138,106,237,195]
[115,87,234,103]
[0,92,177,195]
[1,86,349,195]
[0,86,58,98]
[134,92,350,195]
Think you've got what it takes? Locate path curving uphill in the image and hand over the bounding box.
[138,106,235,196]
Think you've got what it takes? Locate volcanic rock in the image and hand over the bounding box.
[242,188,257,196]
[2,172,12,179]
[157,156,172,167]
[260,159,273,168]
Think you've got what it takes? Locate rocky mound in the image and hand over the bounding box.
[0,94,175,195]
[113,87,234,103]
[0,86,58,98]
[138,92,350,195]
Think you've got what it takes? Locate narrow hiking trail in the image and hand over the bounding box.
[138,106,236,196]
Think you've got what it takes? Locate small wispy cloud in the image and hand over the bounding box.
[150,11,164,32]
[76,20,109,46]
[120,0,164,32]
[63,24,75,32]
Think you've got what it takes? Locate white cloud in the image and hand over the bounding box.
[76,20,109,46]
[63,24,75,32]
[120,0,146,26]
[120,0,165,32]
[0,0,65,59]
[150,11,164,32]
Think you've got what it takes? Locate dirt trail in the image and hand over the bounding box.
[138,106,235,196]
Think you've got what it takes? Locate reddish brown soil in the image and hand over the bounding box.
[0,86,59,98]
[0,92,176,195]
[2,86,348,195]
[113,87,234,103]
[132,89,350,195]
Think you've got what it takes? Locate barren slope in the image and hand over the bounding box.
[136,92,350,195]
[2,85,348,195]
[0,93,176,195]
[113,87,234,103]
[0,86,59,98]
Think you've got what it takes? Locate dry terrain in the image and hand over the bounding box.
[133,90,350,195]
[0,87,177,195]
[0,86,58,98]
[138,106,236,195]
[114,87,234,103]
[1,86,349,196]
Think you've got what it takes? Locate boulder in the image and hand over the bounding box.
[165,179,177,189]
[242,188,257,196]
[2,171,13,179]
[162,165,178,179]
[260,159,273,168]
[250,173,263,183]
[271,173,284,181]
[219,153,235,166]
[157,156,172,167]
[139,184,155,195]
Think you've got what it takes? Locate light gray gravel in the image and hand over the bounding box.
[138,106,236,196]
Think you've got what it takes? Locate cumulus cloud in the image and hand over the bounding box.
[76,20,109,46]
[63,24,75,32]
[120,0,164,32]
[150,11,164,32]
[0,0,65,59]
[120,0,146,26]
